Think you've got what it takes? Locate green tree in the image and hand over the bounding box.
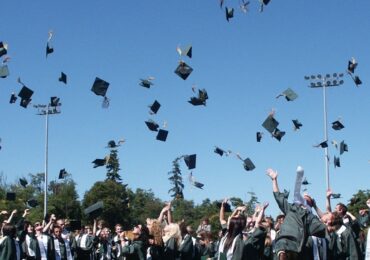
[171,199,196,225]
[106,149,122,182]
[347,189,370,215]
[168,157,184,199]
[245,191,259,216]
[82,180,130,229]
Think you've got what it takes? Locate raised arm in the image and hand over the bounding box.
[5,209,17,224]
[311,197,324,218]
[219,198,228,226]
[43,214,56,233]
[266,168,279,193]
[158,202,171,224]
[326,189,332,213]
[167,202,173,224]
[254,202,269,228]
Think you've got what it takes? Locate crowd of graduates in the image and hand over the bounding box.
[0,168,369,260]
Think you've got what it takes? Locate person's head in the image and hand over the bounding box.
[97,219,106,229]
[147,219,163,246]
[115,224,122,235]
[24,221,34,234]
[325,212,343,233]
[34,222,43,232]
[99,227,110,240]
[56,219,65,229]
[223,216,246,252]
[85,225,92,235]
[163,223,181,246]
[53,225,62,238]
[202,218,209,225]
[276,214,285,224]
[335,203,348,217]
[2,223,16,238]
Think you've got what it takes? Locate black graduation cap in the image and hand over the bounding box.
[214,146,227,156]
[59,72,67,84]
[193,181,204,189]
[256,132,263,142]
[0,42,7,57]
[156,129,168,142]
[19,178,28,188]
[331,193,342,199]
[277,88,298,101]
[262,115,279,134]
[18,86,34,108]
[140,78,154,88]
[174,61,193,80]
[225,7,234,21]
[353,76,362,86]
[27,198,38,208]
[262,0,271,4]
[91,77,109,97]
[92,158,107,168]
[332,120,344,131]
[50,96,60,107]
[84,201,104,217]
[145,120,159,132]
[302,178,310,185]
[0,64,9,78]
[216,201,232,213]
[243,158,255,171]
[149,100,161,114]
[188,89,208,106]
[347,58,357,74]
[107,140,119,149]
[46,42,54,57]
[184,154,196,169]
[340,141,348,155]
[59,168,68,179]
[272,128,285,141]
[9,92,17,104]
[314,140,328,148]
[292,119,302,130]
[334,156,340,168]
[69,220,82,231]
[6,192,16,201]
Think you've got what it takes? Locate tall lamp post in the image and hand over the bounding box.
[34,97,61,217]
[304,73,344,190]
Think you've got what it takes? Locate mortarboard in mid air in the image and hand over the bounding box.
[91,77,110,108]
[292,119,302,131]
[0,58,9,78]
[145,119,159,132]
[259,0,271,12]
[184,154,196,170]
[272,128,285,142]
[50,96,61,107]
[19,178,28,188]
[256,132,263,142]
[6,192,16,201]
[149,100,161,114]
[26,198,38,208]
[0,42,8,57]
[352,75,362,87]
[175,61,193,80]
[332,120,344,131]
[9,92,17,104]
[243,158,255,171]
[302,178,310,185]
[262,114,279,134]
[240,0,250,13]
[314,140,328,148]
[331,193,342,199]
[225,7,234,21]
[340,141,348,155]
[214,146,230,156]
[216,201,232,213]
[46,31,54,58]
[92,156,110,168]
[140,77,155,88]
[347,57,357,74]
[176,45,192,58]
[333,156,340,168]
[59,72,67,84]
[276,88,298,101]
[156,129,168,142]
[107,140,121,149]
[59,168,68,179]
[189,172,204,189]
[188,89,208,106]
[18,84,34,109]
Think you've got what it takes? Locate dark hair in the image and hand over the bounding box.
[223,216,246,253]
[331,212,343,228]
[336,203,348,214]
[2,223,16,238]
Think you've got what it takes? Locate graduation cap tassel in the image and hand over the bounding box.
[17,77,26,86]
[102,96,110,108]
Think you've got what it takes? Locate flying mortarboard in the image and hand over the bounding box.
[214,146,227,156]
[339,141,348,155]
[353,76,362,86]
[140,77,155,88]
[302,178,310,185]
[243,158,255,171]
[331,193,342,199]
[272,128,285,141]
[256,132,263,142]
[46,30,54,57]
[92,158,108,168]
[332,120,344,131]
[26,199,38,208]
[277,88,298,101]
[0,64,9,78]
[189,89,208,106]
[262,115,279,134]
[149,100,161,114]
[259,0,271,12]
[19,178,28,188]
[334,156,340,168]
[156,129,168,142]
[177,45,192,58]
[107,140,120,149]
[50,96,60,107]
[225,7,234,21]
[314,140,328,148]
[59,72,67,84]
[145,120,159,132]
[193,181,204,189]
[347,58,357,74]
[91,77,109,97]
[84,201,104,216]
[184,154,196,169]
[18,86,34,108]
[9,92,17,104]
[59,168,68,179]
[292,119,302,130]
[0,42,8,57]
[174,61,193,80]
[6,192,16,201]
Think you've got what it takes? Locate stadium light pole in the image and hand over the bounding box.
[304,73,344,190]
[34,98,61,217]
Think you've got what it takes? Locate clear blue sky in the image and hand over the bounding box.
[1,0,370,216]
